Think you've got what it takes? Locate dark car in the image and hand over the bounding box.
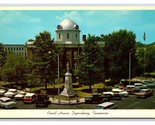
[111,93,122,100]
[85,93,109,104]
[35,94,51,107]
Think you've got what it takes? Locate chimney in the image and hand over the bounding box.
[82,35,86,42]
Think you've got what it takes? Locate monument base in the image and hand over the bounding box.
[60,88,77,97]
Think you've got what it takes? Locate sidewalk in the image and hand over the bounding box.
[50,97,85,105]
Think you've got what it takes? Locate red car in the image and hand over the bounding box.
[134,89,153,98]
[125,85,135,94]
[23,93,38,103]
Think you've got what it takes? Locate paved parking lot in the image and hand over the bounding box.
[1,88,155,109]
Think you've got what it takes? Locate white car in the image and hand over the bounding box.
[0,97,17,109]
[14,91,26,100]
[4,89,17,98]
[0,89,6,96]
[112,88,129,97]
[95,102,117,109]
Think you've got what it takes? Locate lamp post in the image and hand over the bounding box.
[129,51,132,85]
[144,47,146,78]
[57,53,60,103]
[48,51,60,103]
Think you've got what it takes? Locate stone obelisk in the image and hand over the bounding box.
[60,62,76,97]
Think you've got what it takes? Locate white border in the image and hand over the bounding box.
[1,109,155,118]
[0,0,155,5]
[1,5,155,119]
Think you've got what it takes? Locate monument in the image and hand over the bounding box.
[60,62,77,97]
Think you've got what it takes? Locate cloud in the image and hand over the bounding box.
[56,11,82,23]
[0,10,41,25]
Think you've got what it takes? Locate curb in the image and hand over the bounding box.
[50,98,85,105]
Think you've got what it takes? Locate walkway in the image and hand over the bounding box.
[50,98,85,105]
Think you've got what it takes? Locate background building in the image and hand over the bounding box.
[3,44,26,56]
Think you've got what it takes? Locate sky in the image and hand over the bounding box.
[0,10,155,45]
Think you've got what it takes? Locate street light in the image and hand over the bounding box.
[129,50,132,85]
[57,53,60,103]
[129,49,137,85]
[144,47,146,78]
[48,51,60,103]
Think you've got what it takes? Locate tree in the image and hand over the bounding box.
[102,29,137,83]
[74,34,104,91]
[0,43,7,69]
[0,52,26,83]
[27,31,58,87]
[144,45,155,75]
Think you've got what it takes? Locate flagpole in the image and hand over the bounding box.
[143,32,146,78]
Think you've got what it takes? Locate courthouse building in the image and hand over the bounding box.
[3,18,103,71]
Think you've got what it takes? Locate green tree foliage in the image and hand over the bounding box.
[102,29,137,82]
[0,43,7,68]
[136,42,155,76]
[75,34,104,91]
[27,31,58,87]
[144,45,155,75]
[0,52,26,84]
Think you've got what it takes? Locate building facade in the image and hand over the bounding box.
[55,18,85,70]
[3,44,26,56]
[3,18,103,71]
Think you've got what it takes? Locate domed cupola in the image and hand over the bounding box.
[55,18,80,44]
[57,18,79,30]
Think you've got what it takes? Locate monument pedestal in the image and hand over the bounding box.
[60,63,76,97]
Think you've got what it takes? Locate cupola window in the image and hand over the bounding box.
[59,33,61,39]
[67,33,69,39]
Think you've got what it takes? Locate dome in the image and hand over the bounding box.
[57,18,79,30]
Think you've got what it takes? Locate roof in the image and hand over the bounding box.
[112,88,122,92]
[0,97,11,101]
[126,85,135,87]
[57,18,79,30]
[25,93,35,96]
[103,91,114,95]
[97,102,114,107]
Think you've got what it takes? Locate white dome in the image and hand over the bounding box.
[57,18,79,30]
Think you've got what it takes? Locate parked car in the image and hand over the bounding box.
[118,83,125,89]
[103,91,122,100]
[0,97,17,109]
[133,83,148,92]
[112,88,129,97]
[134,89,153,98]
[112,93,122,100]
[95,102,117,109]
[34,94,51,107]
[14,91,26,100]
[102,92,113,100]
[85,93,108,104]
[0,89,6,96]
[23,93,38,104]
[4,89,17,98]
[143,81,155,88]
[125,85,135,94]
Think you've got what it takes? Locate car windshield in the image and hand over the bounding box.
[4,99,11,102]
[140,90,146,92]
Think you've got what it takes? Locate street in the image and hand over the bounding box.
[1,93,155,110]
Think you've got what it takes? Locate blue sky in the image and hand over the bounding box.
[0,10,155,44]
